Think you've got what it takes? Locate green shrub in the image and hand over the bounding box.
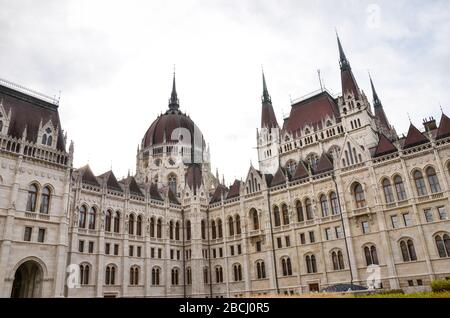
[431,279,450,293]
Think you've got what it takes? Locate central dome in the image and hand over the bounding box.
[141,73,204,149]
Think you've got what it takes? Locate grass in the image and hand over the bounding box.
[356,291,450,298]
[251,291,450,298]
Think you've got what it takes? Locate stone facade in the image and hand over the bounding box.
[1,37,450,298]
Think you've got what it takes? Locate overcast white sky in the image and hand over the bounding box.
[0,0,449,183]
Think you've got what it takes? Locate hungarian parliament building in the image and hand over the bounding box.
[0,36,449,298]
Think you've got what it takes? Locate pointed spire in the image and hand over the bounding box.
[262,69,271,104]
[336,32,350,71]
[369,74,382,108]
[168,70,179,110]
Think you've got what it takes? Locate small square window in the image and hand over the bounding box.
[300,233,306,244]
[230,245,235,256]
[438,207,447,220]
[177,250,180,260]
[114,244,119,256]
[79,240,85,253]
[285,236,291,247]
[256,241,262,252]
[403,213,412,227]
[105,243,110,255]
[24,227,32,241]
[129,245,134,257]
[213,249,216,259]
[158,248,162,259]
[151,248,155,258]
[391,215,399,229]
[88,241,94,253]
[277,237,282,248]
[37,228,46,243]
[362,221,370,234]
[424,209,433,223]
[407,280,414,287]
[417,279,423,286]
[137,246,142,257]
[219,248,223,258]
[335,226,343,239]
[237,244,242,255]
[325,228,332,240]
[170,249,174,260]
[309,231,315,243]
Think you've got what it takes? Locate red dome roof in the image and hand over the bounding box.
[142,109,204,149]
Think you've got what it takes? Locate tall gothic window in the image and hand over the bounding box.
[251,209,259,230]
[228,217,234,236]
[157,218,162,238]
[39,186,51,214]
[129,214,135,235]
[353,183,366,208]
[201,219,206,239]
[286,160,297,177]
[382,179,395,203]
[186,220,191,240]
[169,221,174,239]
[215,266,223,283]
[79,205,87,228]
[175,221,180,241]
[281,257,292,276]
[26,184,38,212]
[152,267,160,285]
[136,215,142,236]
[171,268,179,285]
[435,234,450,258]
[414,170,427,196]
[273,206,281,227]
[394,176,407,201]
[320,195,329,217]
[306,255,317,273]
[79,264,90,285]
[426,167,441,193]
[400,239,417,262]
[235,215,241,234]
[330,192,340,215]
[150,217,155,237]
[305,198,314,220]
[105,265,116,285]
[211,220,216,239]
[364,245,379,266]
[113,212,120,233]
[282,204,290,225]
[256,261,266,279]
[88,207,96,230]
[217,219,223,238]
[332,251,345,270]
[105,210,112,232]
[130,266,139,286]
[296,201,304,222]
[168,174,177,194]
[233,264,242,282]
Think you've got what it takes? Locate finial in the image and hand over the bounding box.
[407,113,412,123]
[168,68,179,110]
[262,68,271,103]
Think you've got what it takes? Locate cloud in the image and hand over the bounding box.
[0,0,449,182]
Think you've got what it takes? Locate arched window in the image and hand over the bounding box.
[435,234,450,258]
[105,265,116,285]
[320,195,329,217]
[128,214,135,235]
[88,207,96,230]
[186,220,191,240]
[330,192,340,215]
[306,153,319,171]
[152,267,160,285]
[413,170,427,196]
[130,266,139,286]
[282,204,290,225]
[215,266,223,283]
[168,174,177,194]
[26,184,38,212]
[157,218,162,238]
[338,251,345,270]
[186,267,192,285]
[211,220,216,239]
[169,221,174,240]
[175,221,180,241]
[296,201,304,222]
[400,239,417,262]
[201,219,206,239]
[105,210,112,232]
[79,264,90,285]
[305,198,314,220]
[332,251,345,270]
[426,167,441,193]
[364,245,379,266]
[281,257,292,276]
[42,134,47,145]
[203,267,209,284]
[228,217,234,236]
[47,135,52,146]
[256,261,266,279]
[113,212,120,233]
[353,183,366,208]
[150,217,155,237]
[251,209,259,230]
[286,160,297,177]
[171,268,179,285]
[78,205,87,228]
[235,215,241,234]
[136,215,142,236]
[273,206,281,227]
[382,179,395,203]
[39,186,51,214]
[394,176,407,201]
[217,219,223,238]
[233,264,242,281]
[306,255,317,273]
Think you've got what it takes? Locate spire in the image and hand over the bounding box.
[168,70,179,110]
[262,69,271,104]
[369,74,382,108]
[336,32,350,71]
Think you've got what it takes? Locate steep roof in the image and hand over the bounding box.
[291,161,309,181]
[185,164,203,191]
[374,134,397,157]
[283,91,340,134]
[98,171,123,192]
[77,165,100,187]
[0,83,66,151]
[210,184,228,204]
[436,113,450,140]
[123,176,144,197]
[226,180,241,199]
[270,167,287,187]
[315,153,334,174]
[149,183,163,201]
[403,124,429,149]
[167,188,180,204]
